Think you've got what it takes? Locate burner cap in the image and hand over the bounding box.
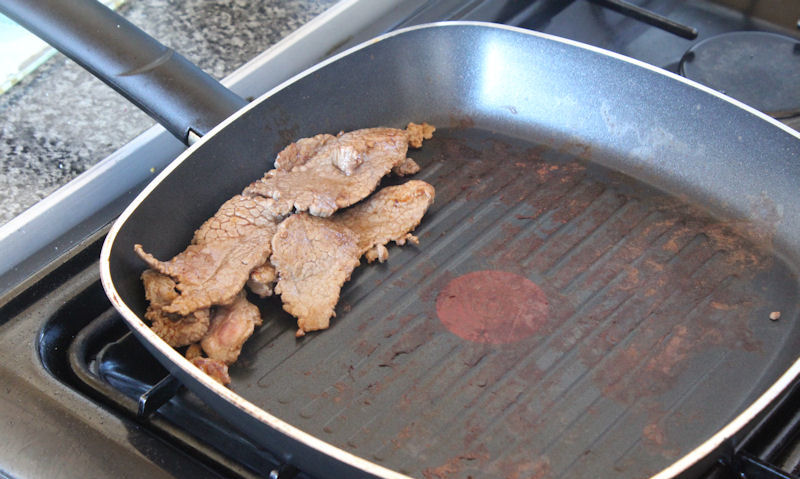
[679,31,800,118]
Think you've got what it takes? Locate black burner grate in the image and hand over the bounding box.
[62,301,303,479]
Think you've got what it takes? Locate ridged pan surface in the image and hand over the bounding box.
[235,129,795,478]
[102,23,800,479]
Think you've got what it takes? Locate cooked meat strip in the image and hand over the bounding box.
[135,194,281,315]
[200,291,263,365]
[406,122,435,148]
[271,213,361,336]
[392,157,420,176]
[365,244,390,263]
[147,308,211,348]
[190,357,231,385]
[331,142,363,176]
[185,343,203,360]
[186,344,231,385]
[247,263,277,297]
[274,133,335,171]
[141,268,178,307]
[332,180,435,263]
[141,269,210,347]
[271,181,435,336]
[190,194,283,244]
[244,124,432,217]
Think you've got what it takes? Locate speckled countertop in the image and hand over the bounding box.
[0,0,336,227]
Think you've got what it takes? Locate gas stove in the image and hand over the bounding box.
[1,1,799,478]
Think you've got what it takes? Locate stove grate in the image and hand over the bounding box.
[65,303,303,479]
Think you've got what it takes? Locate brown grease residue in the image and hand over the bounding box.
[435,133,781,466]
[423,451,550,479]
[436,271,549,344]
[422,449,491,479]
[448,115,476,130]
[255,132,789,479]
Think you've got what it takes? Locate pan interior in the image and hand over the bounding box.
[223,127,799,479]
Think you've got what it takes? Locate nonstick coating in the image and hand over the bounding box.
[103,24,800,478]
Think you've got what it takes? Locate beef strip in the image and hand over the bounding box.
[148,309,211,348]
[332,180,435,263]
[271,181,435,336]
[185,340,231,384]
[271,213,361,336]
[185,343,203,360]
[247,263,277,297]
[392,157,420,176]
[190,357,231,385]
[243,124,433,217]
[200,290,263,365]
[135,194,282,315]
[141,269,210,347]
[134,122,435,379]
[134,123,432,316]
[405,121,435,148]
[274,133,336,171]
[141,268,179,307]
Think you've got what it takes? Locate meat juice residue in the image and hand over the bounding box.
[436,270,549,344]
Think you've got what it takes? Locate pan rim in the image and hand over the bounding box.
[99,21,800,478]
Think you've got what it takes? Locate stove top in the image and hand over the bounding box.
[2,1,800,478]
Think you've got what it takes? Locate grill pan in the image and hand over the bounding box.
[5,1,800,477]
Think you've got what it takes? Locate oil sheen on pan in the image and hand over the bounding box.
[240,127,795,479]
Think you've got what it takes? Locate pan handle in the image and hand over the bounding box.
[0,0,248,145]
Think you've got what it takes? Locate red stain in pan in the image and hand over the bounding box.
[436,270,549,344]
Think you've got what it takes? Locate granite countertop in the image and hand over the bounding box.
[0,0,336,227]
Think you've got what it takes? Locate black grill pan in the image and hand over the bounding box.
[100,24,800,478]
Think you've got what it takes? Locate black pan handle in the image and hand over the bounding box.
[0,0,248,145]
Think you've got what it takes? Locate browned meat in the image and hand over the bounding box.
[274,133,335,171]
[200,291,263,365]
[406,121,435,148]
[185,343,203,360]
[191,194,283,244]
[333,180,435,263]
[243,125,431,217]
[185,344,231,384]
[141,269,210,347]
[392,157,421,176]
[270,181,435,336]
[186,340,231,385]
[271,213,361,336]
[135,194,281,315]
[190,357,231,385]
[147,308,211,348]
[134,122,436,379]
[141,268,178,307]
[246,263,277,297]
